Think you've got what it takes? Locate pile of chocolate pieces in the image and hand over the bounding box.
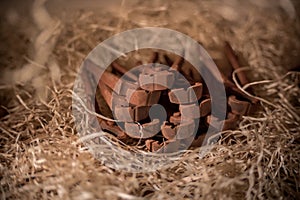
[86,43,258,153]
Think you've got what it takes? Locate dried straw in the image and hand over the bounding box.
[1,0,299,199]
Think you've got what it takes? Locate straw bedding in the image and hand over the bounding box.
[0,0,299,199]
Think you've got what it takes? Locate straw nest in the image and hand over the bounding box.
[0,0,299,199]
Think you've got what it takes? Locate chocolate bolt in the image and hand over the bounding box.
[114,105,150,122]
[139,69,175,91]
[206,112,239,131]
[98,119,128,140]
[111,61,138,82]
[228,95,251,116]
[224,41,249,86]
[168,82,203,104]
[146,139,180,153]
[85,58,138,96]
[125,89,161,106]
[124,119,161,139]
[161,120,195,140]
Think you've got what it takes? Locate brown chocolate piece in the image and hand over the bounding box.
[124,119,161,139]
[224,42,258,105]
[139,69,175,91]
[224,41,249,86]
[98,119,128,140]
[169,112,182,125]
[161,120,195,140]
[206,112,239,131]
[199,98,211,117]
[114,105,150,122]
[126,89,161,106]
[145,140,163,152]
[169,98,211,124]
[146,139,180,153]
[222,74,258,104]
[168,82,203,104]
[171,55,184,71]
[157,140,180,153]
[228,95,251,116]
[191,134,206,147]
[111,61,138,81]
[149,51,159,63]
[179,104,200,119]
[99,81,114,109]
